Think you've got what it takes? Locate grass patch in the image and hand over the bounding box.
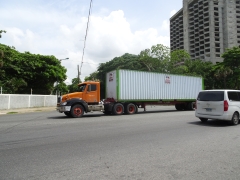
[7,112,18,114]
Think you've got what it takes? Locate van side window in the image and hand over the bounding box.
[238,92,240,101]
[228,92,240,101]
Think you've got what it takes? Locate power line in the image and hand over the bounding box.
[79,0,93,80]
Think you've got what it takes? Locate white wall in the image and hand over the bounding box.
[0,94,57,110]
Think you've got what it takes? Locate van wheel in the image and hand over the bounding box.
[231,112,239,125]
[113,103,124,115]
[71,104,84,118]
[200,118,208,123]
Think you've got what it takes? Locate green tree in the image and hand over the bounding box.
[0,30,6,68]
[168,49,191,74]
[52,81,68,95]
[84,71,99,81]
[0,43,67,94]
[221,46,240,89]
[213,63,233,89]
[138,44,170,73]
[0,30,6,38]
[184,59,214,89]
[67,77,82,93]
[138,49,159,71]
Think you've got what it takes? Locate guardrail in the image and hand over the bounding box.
[0,94,57,110]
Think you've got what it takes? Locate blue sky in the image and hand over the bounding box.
[0,0,182,83]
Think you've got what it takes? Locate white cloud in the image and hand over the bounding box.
[6,28,24,46]
[160,20,170,34]
[1,9,170,82]
[170,10,177,17]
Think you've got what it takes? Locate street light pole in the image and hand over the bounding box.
[57,58,69,97]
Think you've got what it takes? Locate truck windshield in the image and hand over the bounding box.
[78,84,86,92]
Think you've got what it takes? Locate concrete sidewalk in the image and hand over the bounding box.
[0,107,56,115]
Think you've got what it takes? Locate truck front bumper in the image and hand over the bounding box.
[57,106,71,113]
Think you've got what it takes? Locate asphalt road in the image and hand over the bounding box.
[0,106,240,180]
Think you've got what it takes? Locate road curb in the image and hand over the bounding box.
[0,107,56,115]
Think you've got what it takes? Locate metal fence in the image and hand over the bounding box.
[0,94,57,110]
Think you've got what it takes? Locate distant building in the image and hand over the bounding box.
[170,0,240,64]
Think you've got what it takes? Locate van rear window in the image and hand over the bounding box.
[197,91,224,101]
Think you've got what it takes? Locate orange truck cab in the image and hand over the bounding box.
[57,81,104,117]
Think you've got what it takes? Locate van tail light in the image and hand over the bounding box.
[224,100,229,111]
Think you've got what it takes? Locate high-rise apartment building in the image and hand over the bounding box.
[170,0,240,64]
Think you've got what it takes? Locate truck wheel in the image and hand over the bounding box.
[199,118,208,123]
[71,104,84,118]
[125,103,136,114]
[103,111,112,115]
[175,104,183,110]
[231,112,239,125]
[64,112,72,117]
[113,103,124,115]
[187,102,194,110]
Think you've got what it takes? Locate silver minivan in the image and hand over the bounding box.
[195,90,240,125]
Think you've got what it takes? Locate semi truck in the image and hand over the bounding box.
[57,69,203,118]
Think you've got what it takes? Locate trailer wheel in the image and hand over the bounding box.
[71,104,84,118]
[113,103,124,115]
[64,112,72,117]
[187,102,194,110]
[175,104,184,111]
[125,103,136,114]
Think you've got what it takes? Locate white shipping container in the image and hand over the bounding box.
[106,69,203,101]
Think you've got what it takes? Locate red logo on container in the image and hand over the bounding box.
[109,73,113,82]
[165,76,170,84]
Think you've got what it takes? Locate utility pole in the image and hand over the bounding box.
[77,65,80,84]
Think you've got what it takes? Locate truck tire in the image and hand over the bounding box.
[64,112,72,117]
[71,104,84,118]
[103,110,112,115]
[175,104,183,111]
[113,103,124,115]
[125,103,136,114]
[187,102,194,110]
[231,112,239,125]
